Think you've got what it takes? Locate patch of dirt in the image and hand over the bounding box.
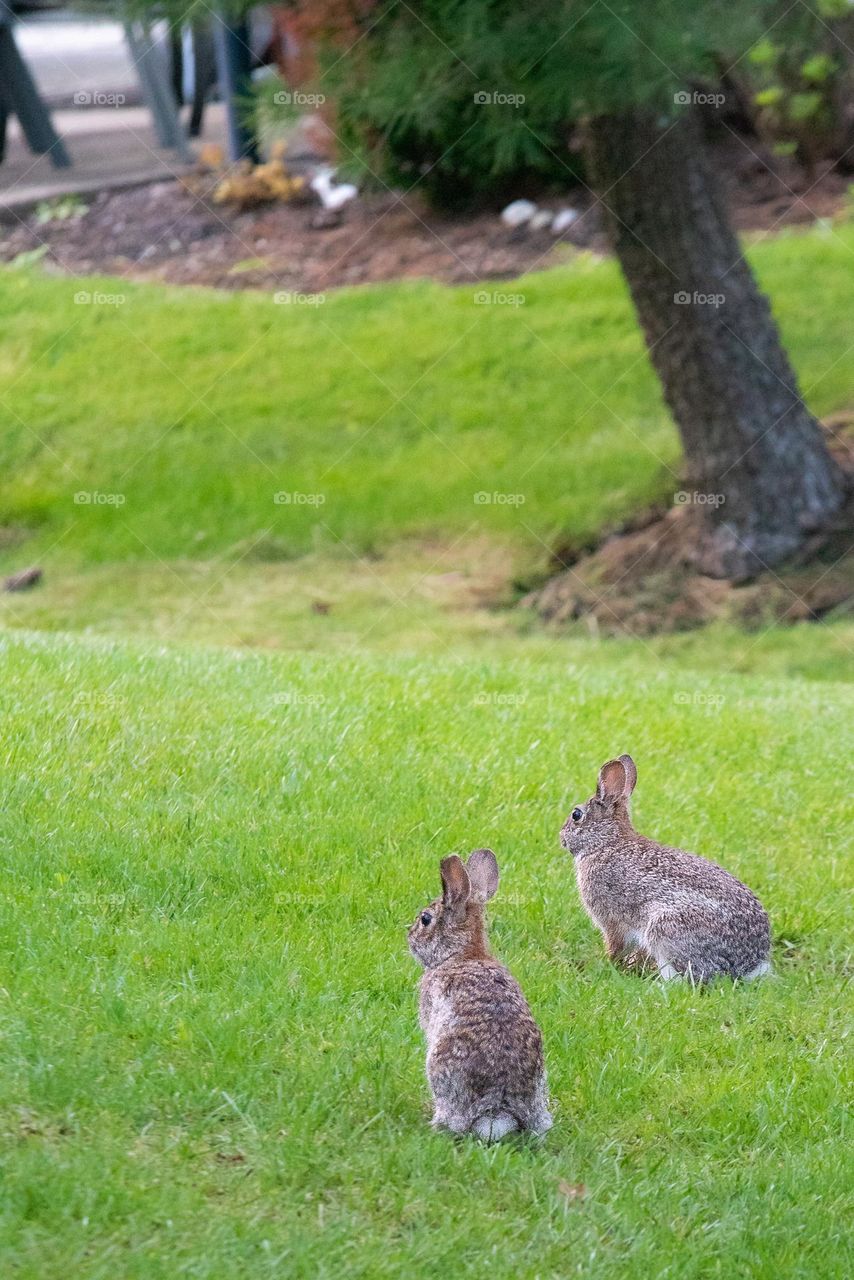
[522,426,854,635]
[3,565,42,593]
[0,172,596,292]
[0,524,30,552]
[1,135,850,292]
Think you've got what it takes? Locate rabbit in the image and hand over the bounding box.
[559,755,771,983]
[408,848,552,1141]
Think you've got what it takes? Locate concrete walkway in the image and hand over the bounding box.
[1,15,225,218]
[1,103,226,218]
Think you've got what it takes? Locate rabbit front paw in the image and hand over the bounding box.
[621,948,656,976]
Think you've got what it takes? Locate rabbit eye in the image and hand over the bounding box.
[420,911,433,926]
[571,807,584,822]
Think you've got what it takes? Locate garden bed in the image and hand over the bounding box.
[1,137,849,291]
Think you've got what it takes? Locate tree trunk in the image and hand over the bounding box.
[584,110,847,580]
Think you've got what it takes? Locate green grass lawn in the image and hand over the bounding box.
[1,224,853,674]
[2,225,854,570]
[0,630,851,1278]
[1,224,853,1275]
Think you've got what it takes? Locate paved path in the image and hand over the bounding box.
[1,104,226,218]
[1,16,225,217]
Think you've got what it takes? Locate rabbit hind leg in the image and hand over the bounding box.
[523,1078,553,1136]
[643,910,716,983]
[431,1102,471,1134]
[528,1104,553,1136]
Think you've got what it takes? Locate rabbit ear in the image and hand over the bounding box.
[618,754,638,795]
[440,855,471,908]
[466,848,499,904]
[597,758,628,800]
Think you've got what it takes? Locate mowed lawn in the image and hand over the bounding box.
[1,630,851,1279]
[1,218,853,1275]
[3,223,854,571]
[2,227,854,677]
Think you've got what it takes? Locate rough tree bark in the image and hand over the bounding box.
[584,109,847,580]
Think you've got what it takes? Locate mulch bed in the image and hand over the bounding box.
[522,425,854,635]
[0,136,850,293]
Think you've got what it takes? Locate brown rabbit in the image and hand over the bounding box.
[560,756,771,982]
[408,849,552,1141]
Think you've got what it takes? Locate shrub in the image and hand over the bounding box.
[286,0,584,209]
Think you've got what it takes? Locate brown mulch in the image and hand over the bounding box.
[0,172,598,292]
[0,137,850,293]
[3,566,42,593]
[523,426,854,635]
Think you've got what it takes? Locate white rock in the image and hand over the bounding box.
[324,184,358,211]
[551,207,580,235]
[310,168,359,211]
[500,199,537,228]
[529,209,554,231]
